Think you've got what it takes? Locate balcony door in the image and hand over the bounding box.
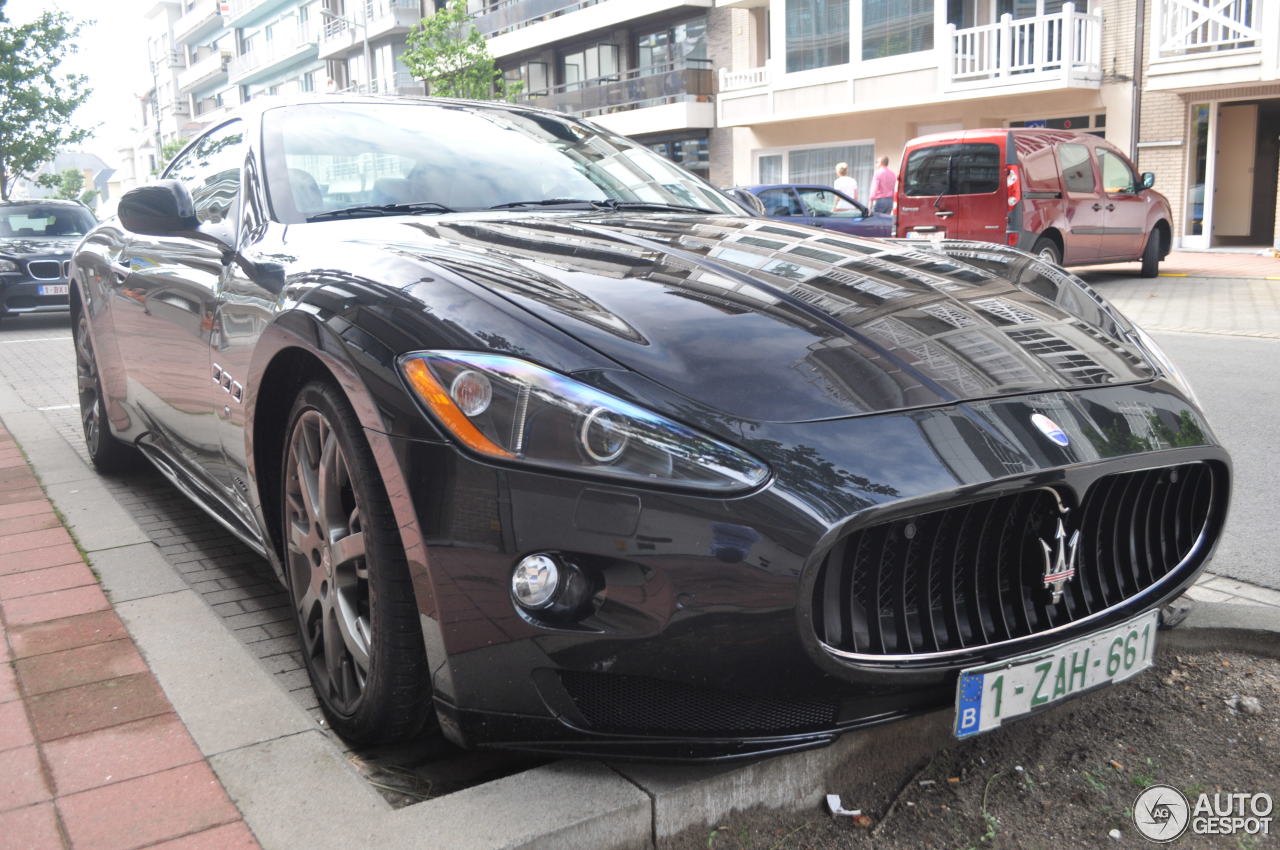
[1184,99,1280,248]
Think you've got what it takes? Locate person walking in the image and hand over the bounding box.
[870,156,897,214]
[833,162,858,210]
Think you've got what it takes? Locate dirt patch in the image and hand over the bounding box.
[668,647,1280,849]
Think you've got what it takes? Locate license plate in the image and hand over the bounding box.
[38,284,68,295]
[906,229,945,246]
[954,609,1158,738]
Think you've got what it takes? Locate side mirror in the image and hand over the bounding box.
[1140,172,1155,190]
[726,188,766,217]
[118,180,199,236]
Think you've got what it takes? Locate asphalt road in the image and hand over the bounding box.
[1148,331,1280,590]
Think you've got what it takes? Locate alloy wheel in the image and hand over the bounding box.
[284,409,371,715]
[75,313,103,451]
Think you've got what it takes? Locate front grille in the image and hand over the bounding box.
[558,671,839,735]
[813,462,1219,656]
[26,261,62,280]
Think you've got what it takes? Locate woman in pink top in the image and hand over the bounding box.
[870,157,897,214]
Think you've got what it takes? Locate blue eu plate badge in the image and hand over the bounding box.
[955,672,985,737]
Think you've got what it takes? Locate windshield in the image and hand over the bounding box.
[262,101,742,223]
[0,204,96,238]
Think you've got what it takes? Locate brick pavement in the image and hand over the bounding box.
[0,424,260,850]
[1076,248,1280,279]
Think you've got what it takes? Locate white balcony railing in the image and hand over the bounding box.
[320,0,422,53]
[1153,0,1261,58]
[177,47,231,92]
[343,71,424,96]
[719,66,769,92]
[228,24,319,82]
[944,3,1102,90]
[173,1,222,43]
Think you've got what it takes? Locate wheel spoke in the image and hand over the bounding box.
[317,428,343,540]
[286,516,311,556]
[293,440,321,524]
[76,373,96,391]
[330,531,365,572]
[322,605,345,698]
[333,590,370,675]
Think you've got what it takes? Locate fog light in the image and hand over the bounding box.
[512,553,560,609]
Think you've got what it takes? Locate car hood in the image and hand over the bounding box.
[0,237,79,258]
[333,213,1155,423]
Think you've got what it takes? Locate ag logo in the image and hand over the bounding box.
[1133,784,1190,842]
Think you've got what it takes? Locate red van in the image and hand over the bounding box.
[894,129,1172,277]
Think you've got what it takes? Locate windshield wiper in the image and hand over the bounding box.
[488,198,721,215]
[306,201,456,222]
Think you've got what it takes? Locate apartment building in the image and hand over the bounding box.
[715,0,1136,200]
[475,0,731,182]
[1136,0,1280,250]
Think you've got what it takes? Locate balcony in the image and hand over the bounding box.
[943,4,1102,91]
[177,46,231,92]
[319,0,424,60]
[343,72,425,96]
[478,0,712,59]
[1147,0,1280,90]
[228,24,320,85]
[517,59,714,134]
[719,66,769,92]
[223,0,296,29]
[173,1,224,44]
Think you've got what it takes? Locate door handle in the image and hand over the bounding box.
[935,210,955,218]
[1105,203,1116,212]
[1091,203,1103,211]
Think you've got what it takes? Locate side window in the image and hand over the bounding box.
[1096,149,1136,194]
[1057,143,1096,194]
[758,188,802,217]
[798,188,863,218]
[164,121,245,231]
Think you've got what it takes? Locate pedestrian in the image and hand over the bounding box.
[870,156,896,214]
[833,162,858,210]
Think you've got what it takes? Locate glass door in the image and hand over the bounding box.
[1183,102,1212,250]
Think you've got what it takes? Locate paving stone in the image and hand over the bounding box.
[0,513,59,536]
[0,526,74,556]
[27,672,171,742]
[14,639,148,696]
[57,762,240,850]
[0,543,81,575]
[1,584,109,627]
[0,746,50,813]
[0,563,96,600]
[43,713,203,796]
[0,700,34,752]
[0,661,16,703]
[0,802,62,850]
[146,821,259,850]
[0,500,50,521]
[7,610,128,659]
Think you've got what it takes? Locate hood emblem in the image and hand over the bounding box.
[1031,413,1070,447]
[1039,515,1080,605]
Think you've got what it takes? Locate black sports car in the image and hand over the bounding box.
[0,199,96,320]
[71,96,1229,761]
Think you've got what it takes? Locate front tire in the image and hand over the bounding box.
[74,311,139,474]
[1140,228,1162,278]
[282,381,433,744]
[1031,237,1062,267]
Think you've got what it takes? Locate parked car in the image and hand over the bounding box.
[896,129,1172,277]
[0,199,96,321]
[732,183,894,237]
[72,96,1228,760]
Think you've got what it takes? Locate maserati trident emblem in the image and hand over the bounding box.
[1039,517,1080,604]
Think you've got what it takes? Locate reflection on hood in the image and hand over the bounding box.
[0,237,80,257]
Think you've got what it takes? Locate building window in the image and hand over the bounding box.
[862,0,933,60]
[785,0,849,73]
[646,134,710,180]
[300,70,316,93]
[789,144,875,192]
[561,43,620,89]
[637,18,708,70]
[758,154,783,184]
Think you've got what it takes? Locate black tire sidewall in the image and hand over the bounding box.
[1031,237,1061,266]
[281,380,431,742]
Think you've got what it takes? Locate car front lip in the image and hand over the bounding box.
[1,256,73,313]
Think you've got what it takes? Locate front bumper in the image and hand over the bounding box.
[0,263,72,315]
[384,379,1229,760]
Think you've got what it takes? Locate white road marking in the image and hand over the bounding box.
[0,337,72,344]
[36,404,76,411]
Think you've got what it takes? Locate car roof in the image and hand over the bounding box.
[0,198,89,207]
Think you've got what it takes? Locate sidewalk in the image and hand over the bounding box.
[0,425,259,850]
[1076,248,1280,279]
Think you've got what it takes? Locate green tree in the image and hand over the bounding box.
[155,138,187,176]
[0,2,92,200]
[401,0,521,101]
[36,166,83,199]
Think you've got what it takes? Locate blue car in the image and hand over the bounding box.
[731,184,894,237]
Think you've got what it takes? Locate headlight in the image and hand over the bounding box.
[400,351,770,493]
[0,259,17,273]
[1132,325,1201,408]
